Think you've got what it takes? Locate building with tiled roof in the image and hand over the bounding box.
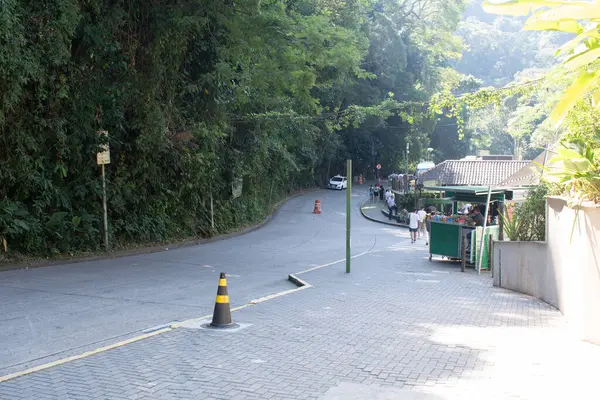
[419,160,531,187]
[499,147,557,187]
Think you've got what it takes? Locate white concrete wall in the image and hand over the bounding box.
[493,241,549,302]
[492,197,600,345]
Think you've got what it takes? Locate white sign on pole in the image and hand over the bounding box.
[96,130,110,165]
[96,130,110,251]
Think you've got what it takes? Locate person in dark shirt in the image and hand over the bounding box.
[470,207,485,227]
[466,206,485,250]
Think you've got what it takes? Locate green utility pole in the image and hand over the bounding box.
[346,159,352,274]
[405,142,410,193]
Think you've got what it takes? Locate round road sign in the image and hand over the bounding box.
[376,164,382,170]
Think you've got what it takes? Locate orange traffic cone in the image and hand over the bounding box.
[313,200,322,214]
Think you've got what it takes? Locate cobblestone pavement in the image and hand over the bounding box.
[2,225,599,399]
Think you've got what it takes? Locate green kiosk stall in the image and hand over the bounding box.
[423,186,512,272]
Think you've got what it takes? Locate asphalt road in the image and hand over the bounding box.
[0,186,406,374]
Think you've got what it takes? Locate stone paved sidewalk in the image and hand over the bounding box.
[2,236,599,400]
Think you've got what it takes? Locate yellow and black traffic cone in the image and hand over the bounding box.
[210,272,234,328]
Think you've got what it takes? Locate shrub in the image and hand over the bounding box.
[500,184,547,241]
[395,192,437,211]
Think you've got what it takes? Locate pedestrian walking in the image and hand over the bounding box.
[417,206,427,239]
[425,211,435,246]
[386,196,398,220]
[409,209,419,243]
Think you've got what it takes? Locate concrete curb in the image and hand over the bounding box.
[288,273,312,288]
[359,200,409,229]
[0,187,320,272]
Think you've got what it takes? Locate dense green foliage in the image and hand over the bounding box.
[500,184,547,241]
[482,0,600,202]
[0,0,470,257]
[455,4,559,87]
[545,136,600,204]
[395,191,437,211]
[518,184,547,241]
[429,1,565,162]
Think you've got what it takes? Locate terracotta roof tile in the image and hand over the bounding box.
[420,160,531,186]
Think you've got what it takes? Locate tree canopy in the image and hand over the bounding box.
[426,0,568,162]
[481,0,600,202]
[0,0,473,257]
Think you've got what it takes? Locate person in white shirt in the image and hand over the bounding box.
[459,203,472,215]
[385,189,394,203]
[417,207,427,239]
[409,209,419,243]
[386,196,398,220]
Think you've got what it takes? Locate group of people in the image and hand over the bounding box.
[373,185,489,246]
[369,184,391,203]
[387,173,418,193]
[410,206,485,245]
[368,184,402,224]
[381,191,428,243]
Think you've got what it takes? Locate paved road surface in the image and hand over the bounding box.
[0,187,381,374]
[1,187,599,399]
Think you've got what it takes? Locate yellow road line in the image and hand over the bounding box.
[3,306,248,383]
[249,285,311,305]
[169,314,212,329]
[0,327,171,384]
[170,304,251,329]
[230,304,251,313]
[295,250,375,275]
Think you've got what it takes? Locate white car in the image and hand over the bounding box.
[328,175,348,190]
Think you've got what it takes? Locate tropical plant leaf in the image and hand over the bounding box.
[524,17,582,33]
[542,171,564,183]
[564,46,600,70]
[556,26,600,56]
[543,139,600,202]
[531,3,600,21]
[574,158,593,172]
[550,71,600,127]
[500,207,521,241]
[551,146,589,162]
[592,88,600,107]
[482,0,571,16]
[12,220,30,232]
[563,158,591,173]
